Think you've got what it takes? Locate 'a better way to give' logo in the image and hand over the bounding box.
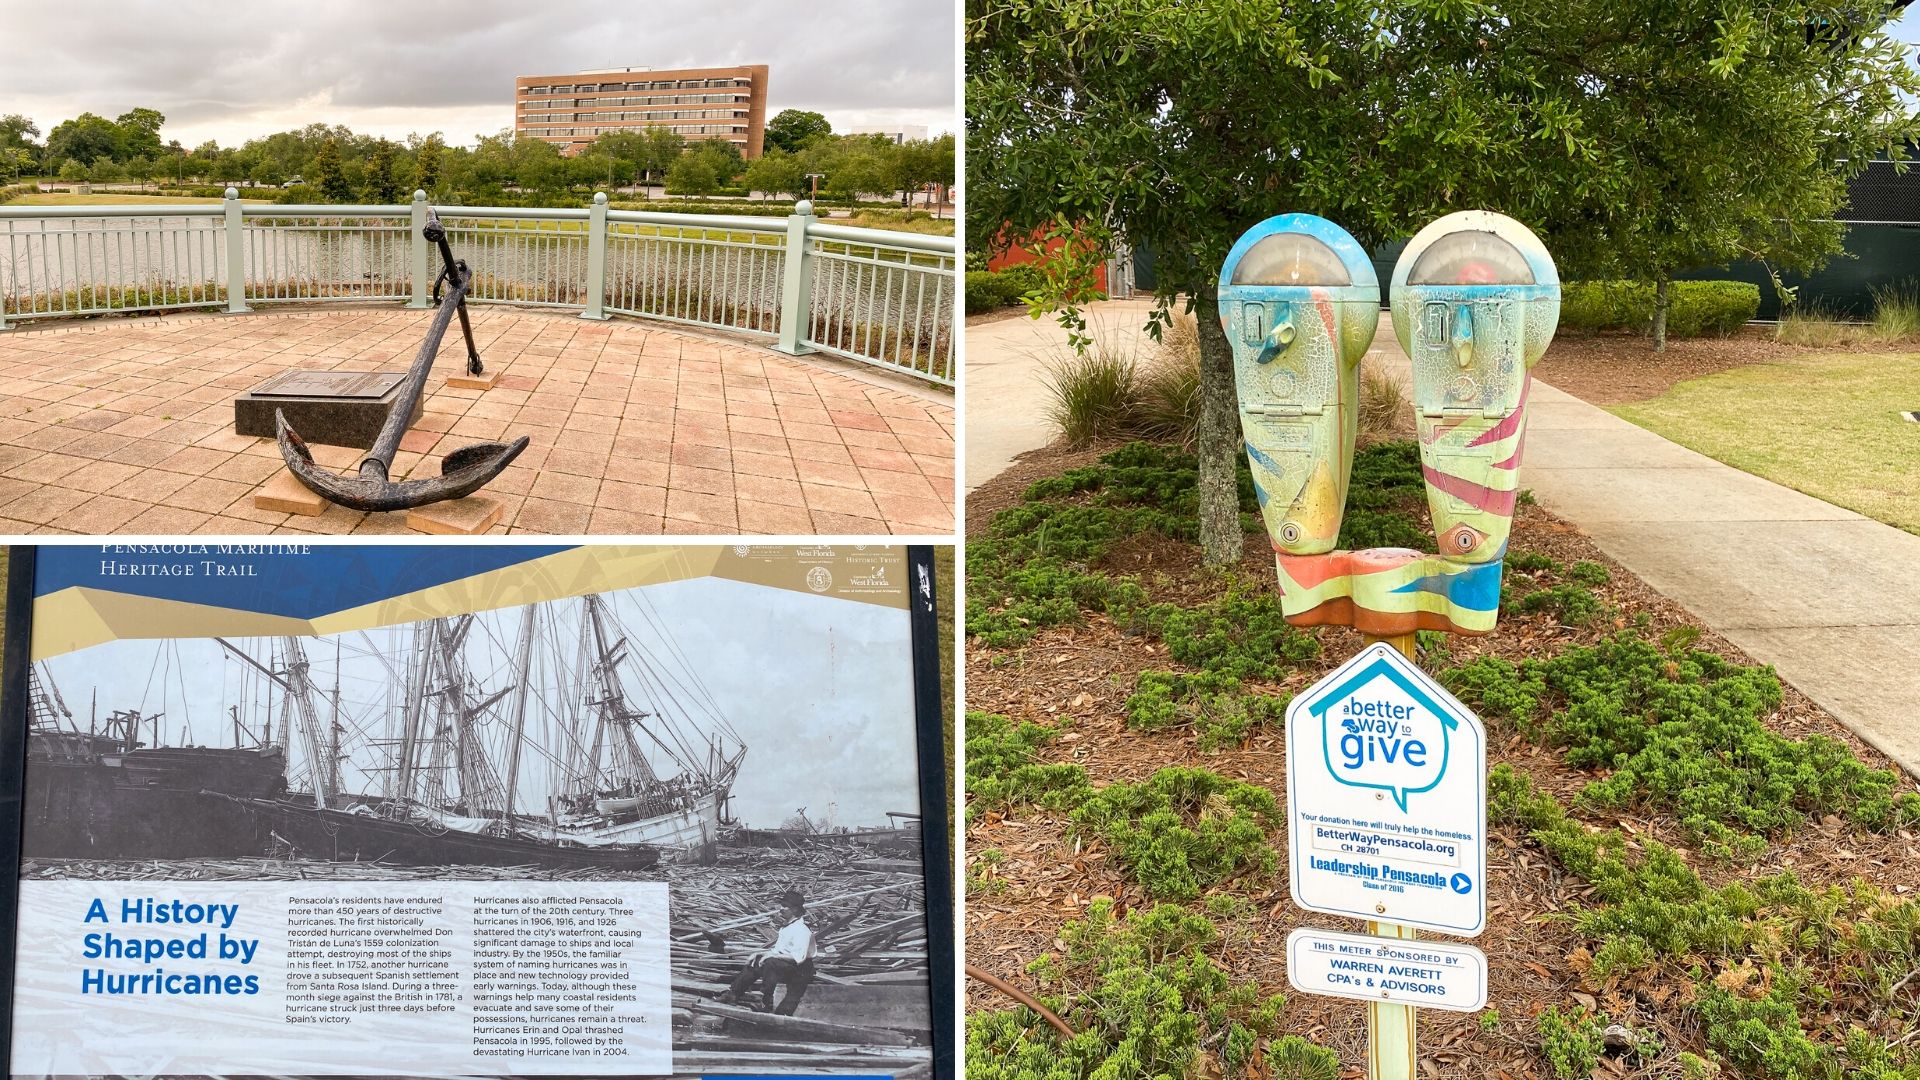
[1312,657,1456,812]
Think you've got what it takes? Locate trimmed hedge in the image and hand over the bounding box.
[966,263,1045,313]
[1560,280,1758,338]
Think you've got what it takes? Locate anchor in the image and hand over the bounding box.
[275,207,528,512]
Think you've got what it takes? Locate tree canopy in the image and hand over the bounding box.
[766,109,833,153]
[968,0,1920,563]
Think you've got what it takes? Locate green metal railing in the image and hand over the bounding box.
[0,189,957,386]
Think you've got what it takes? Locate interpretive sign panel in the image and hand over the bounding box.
[0,544,954,1079]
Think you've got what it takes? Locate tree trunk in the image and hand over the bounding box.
[1652,274,1671,353]
[1192,286,1246,567]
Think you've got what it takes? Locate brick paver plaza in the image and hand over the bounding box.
[0,307,955,534]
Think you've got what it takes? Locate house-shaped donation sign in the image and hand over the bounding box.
[1284,642,1488,937]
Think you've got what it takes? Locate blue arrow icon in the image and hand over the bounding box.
[1450,873,1473,894]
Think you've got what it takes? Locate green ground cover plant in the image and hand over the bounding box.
[1495,766,1920,1078]
[967,441,1422,650]
[967,899,1329,1080]
[965,711,1091,821]
[969,434,1920,1076]
[1125,669,1290,751]
[1450,633,1920,857]
[1070,767,1283,902]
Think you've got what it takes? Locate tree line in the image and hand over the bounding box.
[0,107,954,204]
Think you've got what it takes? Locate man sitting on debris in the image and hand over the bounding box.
[716,888,816,1015]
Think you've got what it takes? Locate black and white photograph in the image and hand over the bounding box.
[4,544,947,1078]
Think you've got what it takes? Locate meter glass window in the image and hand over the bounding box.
[1231,234,1351,286]
[1407,231,1535,285]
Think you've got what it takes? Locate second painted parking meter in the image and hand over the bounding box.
[1217,214,1380,556]
[1390,211,1559,589]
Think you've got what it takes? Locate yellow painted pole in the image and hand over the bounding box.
[1363,631,1419,1080]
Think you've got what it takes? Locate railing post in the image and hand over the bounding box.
[773,199,817,355]
[223,187,249,314]
[581,191,609,320]
[407,189,431,309]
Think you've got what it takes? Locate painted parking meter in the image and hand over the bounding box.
[1389,210,1560,630]
[1217,214,1380,557]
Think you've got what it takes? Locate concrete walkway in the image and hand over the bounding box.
[965,312,1920,777]
[1522,379,1920,777]
[963,300,1163,490]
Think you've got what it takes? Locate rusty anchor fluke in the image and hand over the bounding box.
[275,207,527,512]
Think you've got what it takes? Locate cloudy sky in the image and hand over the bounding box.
[0,0,956,150]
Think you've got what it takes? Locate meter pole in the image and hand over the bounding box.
[1362,631,1419,1080]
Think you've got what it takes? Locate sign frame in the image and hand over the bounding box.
[0,543,956,1080]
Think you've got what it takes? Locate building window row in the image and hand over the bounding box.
[519,94,748,111]
[524,125,748,139]
[522,109,745,123]
[523,78,751,95]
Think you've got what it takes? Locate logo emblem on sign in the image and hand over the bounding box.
[1312,656,1456,811]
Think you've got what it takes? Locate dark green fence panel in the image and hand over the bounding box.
[1676,224,1920,320]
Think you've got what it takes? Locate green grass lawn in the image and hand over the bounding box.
[1612,350,1920,533]
[3,192,271,206]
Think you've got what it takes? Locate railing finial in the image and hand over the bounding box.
[795,199,814,217]
[224,186,239,200]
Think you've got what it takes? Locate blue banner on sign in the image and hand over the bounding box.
[36,544,574,618]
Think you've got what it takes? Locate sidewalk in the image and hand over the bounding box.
[1520,378,1920,777]
[963,300,1163,490]
[966,319,1920,776]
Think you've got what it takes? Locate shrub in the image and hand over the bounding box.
[1070,767,1283,901]
[1497,767,1920,1078]
[965,263,1045,312]
[966,899,1300,1080]
[1126,669,1289,751]
[1131,588,1319,681]
[1510,582,1602,626]
[965,712,1093,819]
[1560,280,1758,338]
[1538,1005,1607,1079]
[1452,634,1920,855]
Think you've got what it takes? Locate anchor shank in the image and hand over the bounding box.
[361,258,470,474]
[427,212,483,375]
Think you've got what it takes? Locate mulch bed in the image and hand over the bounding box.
[963,438,1920,1078]
[1532,326,1810,405]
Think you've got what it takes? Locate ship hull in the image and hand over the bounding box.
[235,798,662,871]
[21,738,288,860]
[570,786,729,864]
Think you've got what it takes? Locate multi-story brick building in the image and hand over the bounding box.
[514,64,769,157]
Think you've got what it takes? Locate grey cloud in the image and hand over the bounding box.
[0,0,952,135]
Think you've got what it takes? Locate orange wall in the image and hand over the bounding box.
[985,230,1109,292]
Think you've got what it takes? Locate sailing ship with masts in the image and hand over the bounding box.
[21,663,287,859]
[31,591,749,871]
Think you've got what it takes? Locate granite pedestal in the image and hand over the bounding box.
[233,370,422,449]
